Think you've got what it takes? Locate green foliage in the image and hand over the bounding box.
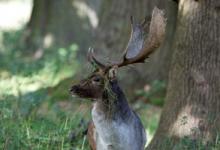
[0,29,92,149]
[135,80,166,106]
[0,29,78,96]
[137,104,161,144]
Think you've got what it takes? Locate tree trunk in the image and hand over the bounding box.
[24,0,98,55]
[92,0,176,96]
[147,0,220,149]
[146,1,178,82]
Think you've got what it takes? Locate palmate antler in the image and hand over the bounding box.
[88,7,166,71]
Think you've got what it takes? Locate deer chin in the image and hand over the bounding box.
[70,91,100,101]
[70,87,103,100]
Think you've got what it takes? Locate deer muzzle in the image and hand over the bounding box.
[70,85,81,94]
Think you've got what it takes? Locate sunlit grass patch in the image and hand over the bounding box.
[0,59,77,97]
[0,29,79,98]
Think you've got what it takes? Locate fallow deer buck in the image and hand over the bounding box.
[70,7,166,150]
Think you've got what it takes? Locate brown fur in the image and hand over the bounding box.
[70,70,107,99]
[87,121,96,150]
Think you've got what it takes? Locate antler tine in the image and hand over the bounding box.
[113,7,166,68]
[87,47,106,69]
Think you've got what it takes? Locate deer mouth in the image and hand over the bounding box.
[70,85,96,99]
[69,85,82,97]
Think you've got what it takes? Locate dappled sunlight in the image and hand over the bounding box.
[43,33,54,49]
[0,64,75,98]
[0,75,43,97]
[169,104,211,142]
[0,60,77,98]
[0,30,79,98]
[179,0,199,17]
[0,27,84,148]
[72,1,98,28]
[170,105,199,137]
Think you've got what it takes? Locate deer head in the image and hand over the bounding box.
[70,7,166,100]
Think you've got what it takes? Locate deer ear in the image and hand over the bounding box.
[108,66,118,80]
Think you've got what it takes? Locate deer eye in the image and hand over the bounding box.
[93,77,101,82]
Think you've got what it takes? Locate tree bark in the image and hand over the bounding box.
[147,0,220,149]
[147,1,178,82]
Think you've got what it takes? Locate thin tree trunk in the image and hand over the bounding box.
[147,0,220,149]
[147,1,178,82]
[24,0,95,55]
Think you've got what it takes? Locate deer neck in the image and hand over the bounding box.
[94,80,132,120]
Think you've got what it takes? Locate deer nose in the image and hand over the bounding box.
[70,85,79,93]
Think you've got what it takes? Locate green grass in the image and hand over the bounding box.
[0,29,92,149]
[0,98,91,150]
[135,80,166,107]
